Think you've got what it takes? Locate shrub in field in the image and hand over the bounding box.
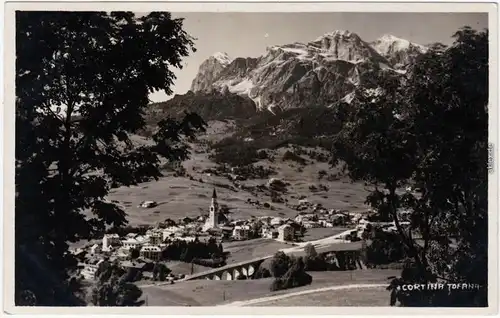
[270,257,312,291]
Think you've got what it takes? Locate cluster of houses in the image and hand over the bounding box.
[199,188,301,242]
[77,250,185,282]
[73,189,301,281]
[74,187,414,281]
[74,223,215,281]
[289,199,353,228]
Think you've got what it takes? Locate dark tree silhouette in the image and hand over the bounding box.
[333,27,488,306]
[303,243,328,271]
[270,257,312,291]
[91,261,144,306]
[152,263,171,281]
[129,248,140,260]
[15,11,205,306]
[269,251,292,278]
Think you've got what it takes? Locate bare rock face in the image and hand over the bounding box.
[190,31,428,112]
[190,52,233,92]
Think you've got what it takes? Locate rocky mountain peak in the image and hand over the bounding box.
[306,30,386,64]
[313,30,360,42]
[210,52,233,66]
[189,30,428,112]
[190,52,234,92]
[371,34,428,68]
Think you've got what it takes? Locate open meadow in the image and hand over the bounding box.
[251,286,389,306]
[140,269,400,306]
[97,122,371,227]
[222,238,292,264]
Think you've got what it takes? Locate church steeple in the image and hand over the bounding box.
[208,188,219,229]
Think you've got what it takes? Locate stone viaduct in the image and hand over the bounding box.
[178,241,365,282]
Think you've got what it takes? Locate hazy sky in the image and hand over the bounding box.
[149,12,488,103]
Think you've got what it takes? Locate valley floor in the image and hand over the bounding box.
[78,122,386,307]
[88,124,372,226]
[140,269,399,306]
[224,284,388,307]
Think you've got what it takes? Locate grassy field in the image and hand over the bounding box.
[223,238,293,264]
[100,150,370,226]
[301,227,351,242]
[140,269,399,306]
[163,261,213,276]
[141,279,275,306]
[74,122,371,261]
[252,286,389,306]
[88,123,371,227]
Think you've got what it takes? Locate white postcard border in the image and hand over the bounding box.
[2,1,498,316]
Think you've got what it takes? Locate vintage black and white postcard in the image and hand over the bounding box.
[2,1,498,315]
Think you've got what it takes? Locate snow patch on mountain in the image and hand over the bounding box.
[271,46,311,61]
[211,52,233,66]
[267,103,277,114]
[251,95,262,109]
[373,35,409,53]
[226,78,255,95]
[371,34,428,68]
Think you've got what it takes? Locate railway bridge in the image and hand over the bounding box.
[178,241,365,281]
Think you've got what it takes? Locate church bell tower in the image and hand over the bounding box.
[209,188,219,228]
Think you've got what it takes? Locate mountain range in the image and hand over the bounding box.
[188,30,428,112]
[143,31,430,151]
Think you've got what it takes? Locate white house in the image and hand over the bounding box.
[295,214,314,223]
[261,226,278,239]
[138,200,157,208]
[121,236,148,250]
[328,209,342,215]
[121,238,139,249]
[232,225,250,241]
[298,199,309,205]
[319,219,334,228]
[90,244,102,255]
[102,233,120,251]
[352,213,363,223]
[358,218,371,226]
[162,226,184,241]
[303,221,321,229]
[80,259,105,280]
[139,245,163,261]
[149,232,163,245]
[175,236,197,243]
[70,248,86,257]
[277,224,295,242]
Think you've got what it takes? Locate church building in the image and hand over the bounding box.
[208,188,219,228]
[202,188,226,232]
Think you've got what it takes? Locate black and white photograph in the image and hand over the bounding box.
[4,2,498,314]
